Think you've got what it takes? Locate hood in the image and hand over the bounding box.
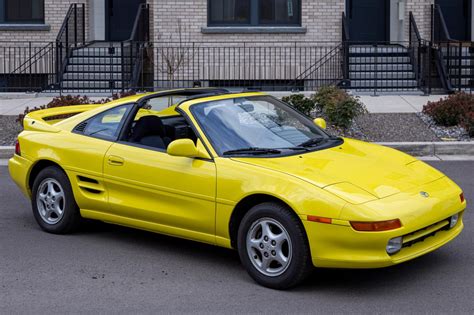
[232,139,444,203]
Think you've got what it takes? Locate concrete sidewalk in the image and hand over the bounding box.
[0,93,449,115]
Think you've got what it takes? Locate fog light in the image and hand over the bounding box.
[450,213,459,229]
[386,237,403,255]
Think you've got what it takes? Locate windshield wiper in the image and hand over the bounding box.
[299,136,342,148]
[223,147,281,156]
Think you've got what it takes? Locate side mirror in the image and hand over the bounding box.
[313,118,327,130]
[167,139,210,159]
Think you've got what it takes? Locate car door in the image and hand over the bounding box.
[102,141,217,244]
[65,104,133,214]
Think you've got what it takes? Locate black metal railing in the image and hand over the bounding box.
[341,12,350,82]
[432,4,473,91]
[56,3,86,86]
[121,3,150,91]
[148,42,344,91]
[0,42,56,92]
[293,44,344,91]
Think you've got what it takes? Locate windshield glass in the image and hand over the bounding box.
[191,96,331,155]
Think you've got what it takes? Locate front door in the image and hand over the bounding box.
[106,0,145,41]
[346,0,389,42]
[436,0,471,41]
[102,142,217,244]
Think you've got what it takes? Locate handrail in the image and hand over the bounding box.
[432,4,460,43]
[342,12,350,42]
[126,3,150,43]
[10,42,54,74]
[122,3,150,90]
[295,45,342,80]
[55,3,85,85]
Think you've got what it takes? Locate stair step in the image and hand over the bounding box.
[71,47,124,57]
[349,46,408,54]
[350,79,418,88]
[63,73,124,80]
[66,64,127,72]
[349,72,415,80]
[349,56,411,63]
[349,64,413,71]
[61,80,124,89]
[68,57,125,65]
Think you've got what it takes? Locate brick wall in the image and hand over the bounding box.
[150,0,344,43]
[406,0,434,40]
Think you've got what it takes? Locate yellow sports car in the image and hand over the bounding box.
[9,88,466,289]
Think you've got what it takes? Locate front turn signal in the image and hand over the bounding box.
[350,219,402,232]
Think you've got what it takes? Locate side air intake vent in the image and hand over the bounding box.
[75,121,88,133]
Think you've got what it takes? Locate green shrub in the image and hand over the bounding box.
[281,94,315,116]
[17,91,136,125]
[461,111,474,137]
[312,85,348,111]
[324,96,366,130]
[312,85,366,130]
[422,93,474,127]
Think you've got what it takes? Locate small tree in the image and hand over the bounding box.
[157,19,197,86]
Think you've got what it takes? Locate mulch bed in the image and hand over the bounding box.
[0,116,22,146]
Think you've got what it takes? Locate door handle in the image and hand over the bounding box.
[108,155,124,166]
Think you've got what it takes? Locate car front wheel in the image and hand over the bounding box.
[31,166,81,234]
[237,202,312,289]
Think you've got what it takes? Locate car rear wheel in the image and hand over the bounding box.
[31,166,81,234]
[237,202,312,289]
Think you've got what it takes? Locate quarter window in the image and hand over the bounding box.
[208,0,301,26]
[77,104,132,141]
[4,0,45,23]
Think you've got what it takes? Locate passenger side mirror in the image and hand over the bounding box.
[313,118,327,130]
[167,139,210,159]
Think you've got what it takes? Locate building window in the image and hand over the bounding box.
[4,0,45,23]
[208,0,301,26]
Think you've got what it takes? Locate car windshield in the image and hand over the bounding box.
[191,96,333,156]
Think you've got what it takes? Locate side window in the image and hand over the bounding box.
[76,104,132,141]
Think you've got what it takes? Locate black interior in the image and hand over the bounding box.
[127,115,197,150]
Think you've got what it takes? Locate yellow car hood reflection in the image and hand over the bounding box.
[232,138,444,202]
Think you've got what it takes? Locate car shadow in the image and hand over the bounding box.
[76,220,455,292]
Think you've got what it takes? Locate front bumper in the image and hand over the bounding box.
[304,177,466,268]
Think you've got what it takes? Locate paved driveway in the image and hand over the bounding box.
[0,162,472,313]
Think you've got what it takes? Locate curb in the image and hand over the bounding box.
[0,146,14,159]
[377,142,474,157]
[0,142,472,160]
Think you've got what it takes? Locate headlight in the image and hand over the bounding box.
[450,213,459,229]
[386,237,403,255]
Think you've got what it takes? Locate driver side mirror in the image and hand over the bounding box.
[313,118,327,130]
[167,139,210,159]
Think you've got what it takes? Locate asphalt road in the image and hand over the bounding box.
[0,161,473,314]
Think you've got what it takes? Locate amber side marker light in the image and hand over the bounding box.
[460,192,465,203]
[350,219,402,232]
[307,215,332,224]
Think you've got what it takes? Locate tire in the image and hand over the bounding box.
[237,202,313,289]
[31,166,82,234]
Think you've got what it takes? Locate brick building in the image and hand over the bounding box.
[0,0,472,93]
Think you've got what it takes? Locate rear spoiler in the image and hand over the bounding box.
[23,104,102,133]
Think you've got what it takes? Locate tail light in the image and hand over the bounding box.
[14,139,21,156]
[350,219,402,232]
[460,192,465,203]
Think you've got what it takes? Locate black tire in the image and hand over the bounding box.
[31,166,82,234]
[237,202,313,289]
